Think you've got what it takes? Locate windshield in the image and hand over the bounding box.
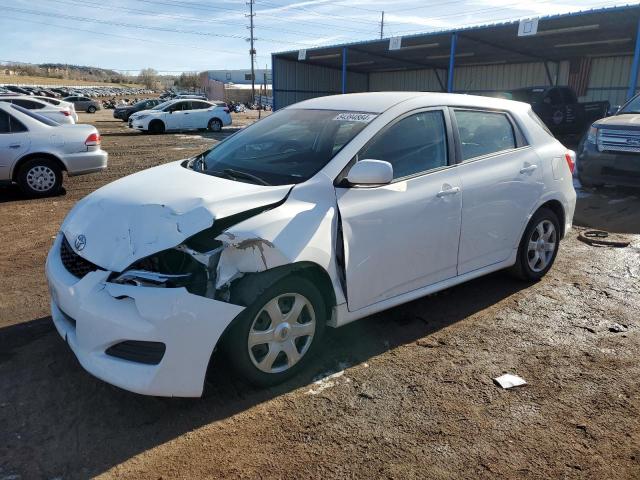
[619,95,640,114]
[192,109,374,185]
[152,100,174,110]
[9,104,60,126]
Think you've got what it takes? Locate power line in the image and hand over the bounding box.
[256,0,378,27]
[0,4,309,46]
[137,0,379,35]
[0,15,270,64]
[45,0,366,44]
[386,0,629,36]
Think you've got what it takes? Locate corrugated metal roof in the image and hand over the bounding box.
[274,3,640,56]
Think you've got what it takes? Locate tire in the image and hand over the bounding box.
[87,105,96,113]
[148,120,165,134]
[510,208,561,281]
[224,275,326,387]
[208,118,223,132]
[17,158,63,197]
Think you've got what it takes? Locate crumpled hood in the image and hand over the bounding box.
[594,113,640,130]
[61,161,292,272]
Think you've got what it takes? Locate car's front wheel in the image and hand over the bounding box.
[17,158,63,197]
[87,105,96,113]
[224,275,326,386]
[148,120,165,134]
[510,207,560,281]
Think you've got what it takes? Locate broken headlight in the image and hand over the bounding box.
[110,245,220,297]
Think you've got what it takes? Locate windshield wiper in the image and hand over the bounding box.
[223,168,271,186]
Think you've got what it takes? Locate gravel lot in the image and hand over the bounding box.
[1,110,639,479]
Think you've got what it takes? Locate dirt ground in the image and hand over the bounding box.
[0,110,639,479]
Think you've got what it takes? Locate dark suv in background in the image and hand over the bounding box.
[113,98,163,121]
[577,93,640,188]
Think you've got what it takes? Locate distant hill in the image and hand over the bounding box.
[1,62,130,84]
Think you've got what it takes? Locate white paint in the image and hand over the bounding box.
[61,161,292,272]
[128,99,231,133]
[46,92,577,397]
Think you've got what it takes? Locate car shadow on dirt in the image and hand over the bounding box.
[0,271,528,478]
[0,185,67,204]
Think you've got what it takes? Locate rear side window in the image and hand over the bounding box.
[359,110,448,179]
[12,99,44,110]
[0,110,10,133]
[192,101,211,110]
[0,109,28,133]
[10,104,58,127]
[454,110,516,161]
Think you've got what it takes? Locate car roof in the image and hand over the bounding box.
[0,95,49,105]
[288,92,530,114]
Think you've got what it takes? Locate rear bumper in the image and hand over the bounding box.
[46,234,245,397]
[577,143,640,187]
[63,150,108,176]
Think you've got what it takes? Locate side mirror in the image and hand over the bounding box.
[346,159,393,186]
[607,105,620,116]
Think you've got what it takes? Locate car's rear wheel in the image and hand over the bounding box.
[510,208,560,281]
[208,118,223,132]
[87,105,96,113]
[149,120,165,134]
[224,275,326,386]
[17,158,63,197]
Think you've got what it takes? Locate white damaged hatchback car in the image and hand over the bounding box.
[46,92,576,397]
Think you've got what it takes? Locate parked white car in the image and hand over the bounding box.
[0,102,107,196]
[33,96,79,123]
[46,92,576,397]
[0,96,76,124]
[129,99,232,133]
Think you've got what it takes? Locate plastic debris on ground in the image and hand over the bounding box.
[493,374,527,389]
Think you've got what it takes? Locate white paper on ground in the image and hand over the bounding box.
[494,374,527,389]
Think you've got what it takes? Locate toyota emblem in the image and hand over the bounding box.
[75,234,87,251]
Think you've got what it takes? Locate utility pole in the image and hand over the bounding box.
[380,11,384,39]
[247,0,256,104]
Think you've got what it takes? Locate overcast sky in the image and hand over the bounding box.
[0,0,634,73]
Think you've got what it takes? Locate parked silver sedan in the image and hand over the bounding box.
[0,102,108,197]
[63,95,102,113]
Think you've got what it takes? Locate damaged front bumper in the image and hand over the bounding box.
[45,234,245,397]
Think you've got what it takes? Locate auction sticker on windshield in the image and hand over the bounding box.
[333,113,377,123]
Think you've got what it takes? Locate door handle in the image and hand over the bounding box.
[9,144,21,149]
[436,186,460,197]
[520,164,538,174]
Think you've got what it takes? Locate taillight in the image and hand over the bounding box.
[85,132,101,146]
[62,110,71,116]
[565,151,575,174]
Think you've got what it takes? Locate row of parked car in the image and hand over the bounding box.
[0,84,154,99]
